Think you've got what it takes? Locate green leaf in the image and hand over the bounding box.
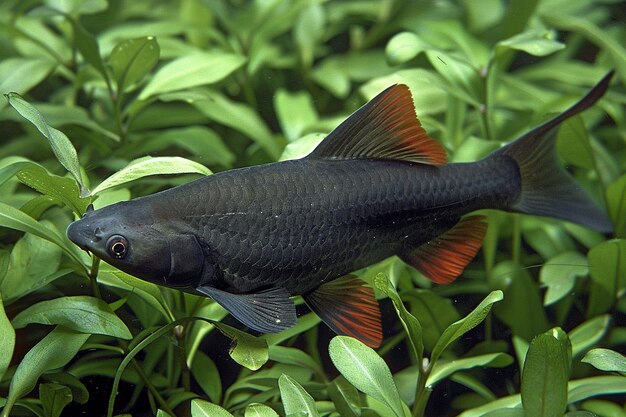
[191,351,222,403]
[428,353,513,386]
[0,296,15,380]
[70,18,110,85]
[607,174,626,238]
[582,348,626,375]
[497,30,565,56]
[374,273,424,362]
[0,57,55,95]
[45,0,108,15]
[294,2,325,68]
[540,251,588,305]
[568,315,610,358]
[278,374,320,417]
[385,32,424,65]
[15,162,90,215]
[521,328,572,417]
[327,376,361,417]
[189,91,281,159]
[587,239,626,316]
[11,296,132,339]
[274,89,318,142]
[568,376,626,403]
[245,403,280,417]
[403,289,460,352]
[2,327,89,416]
[91,156,211,195]
[269,346,324,379]
[556,116,595,170]
[39,383,73,417]
[430,291,503,364]
[329,336,406,417]
[140,52,246,99]
[110,36,160,92]
[215,323,269,371]
[191,399,234,417]
[4,93,88,196]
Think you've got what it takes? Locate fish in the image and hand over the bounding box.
[67,71,614,348]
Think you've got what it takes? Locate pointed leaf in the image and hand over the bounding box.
[582,348,626,375]
[0,58,55,95]
[12,296,132,339]
[191,351,222,403]
[431,291,503,364]
[329,336,406,417]
[521,328,571,417]
[3,327,89,415]
[497,30,565,56]
[4,93,87,196]
[245,403,280,417]
[140,52,245,99]
[39,383,73,417]
[70,18,109,84]
[568,315,610,358]
[0,296,15,380]
[191,399,234,417]
[607,173,626,238]
[568,376,626,403]
[110,36,160,91]
[91,156,210,195]
[328,376,361,417]
[428,353,513,386]
[278,374,320,417]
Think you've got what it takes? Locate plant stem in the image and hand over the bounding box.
[412,359,432,417]
[175,325,192,391]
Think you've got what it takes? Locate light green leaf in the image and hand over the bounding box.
[12,296,132,339]
[45,0,108,15]
[39,383,73,417]
[215,323,268,371]
[587,239,626,316]
[110,36,160,91]
[140,52,246,99]
[294,2,325,68]
[91,156,210,195]
[4,93,87,196]
[0,58,55,95]
[2,327,89,416]
[279,133,325,161]
[385,32,424,65]
[497,30,565,56]
[521,328,571,417]
[245,403,280,417]
[582,348,626,375]
[269,346,324,378]
[374,273,424,362]
[191,399,234,417]
[274,89,318,142]
[279,374,320,417]
[430,291,503,364]
[568,376,626,403]
[0,296,15,380]
[191,351,222,403]
[329,336,406,417]
[540,251,588,305]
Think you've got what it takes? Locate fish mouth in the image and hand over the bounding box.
[66,220,97,254]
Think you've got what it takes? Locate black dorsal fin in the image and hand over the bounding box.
[307,84,447,165]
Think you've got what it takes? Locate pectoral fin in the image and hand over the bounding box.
[303,275,382,348]
[400,215,487,284]
[196,286,297,333]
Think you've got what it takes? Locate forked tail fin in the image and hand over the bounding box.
[493,71,614,233]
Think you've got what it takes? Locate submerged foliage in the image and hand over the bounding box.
[0,0,625,416]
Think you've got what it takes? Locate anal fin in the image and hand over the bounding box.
[400,215,487,284]
[303,275,382,348]
[196,286,297,333]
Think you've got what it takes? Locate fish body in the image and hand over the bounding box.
[68,73,614,347]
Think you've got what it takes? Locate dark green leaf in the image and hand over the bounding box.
[11,296,132,339]
[607,174,626,238]
[4,93,88,196]
[329,336,406,417]
[278,374,319,417]
[39,383,73,417]
[70,18,110,84]
[191,351,222,403]
[328,376,361,417]
[110,36,160,92]
[521,328,571,417]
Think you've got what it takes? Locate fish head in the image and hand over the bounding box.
[67,201,204,288]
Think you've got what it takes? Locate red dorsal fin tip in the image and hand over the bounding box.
[401,215,487,284]
[307,84,447,166]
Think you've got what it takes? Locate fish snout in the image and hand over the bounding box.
[66,219,99,252]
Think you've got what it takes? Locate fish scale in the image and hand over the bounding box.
[67,74,614,347]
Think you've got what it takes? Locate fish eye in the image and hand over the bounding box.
[107,235,128,259]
